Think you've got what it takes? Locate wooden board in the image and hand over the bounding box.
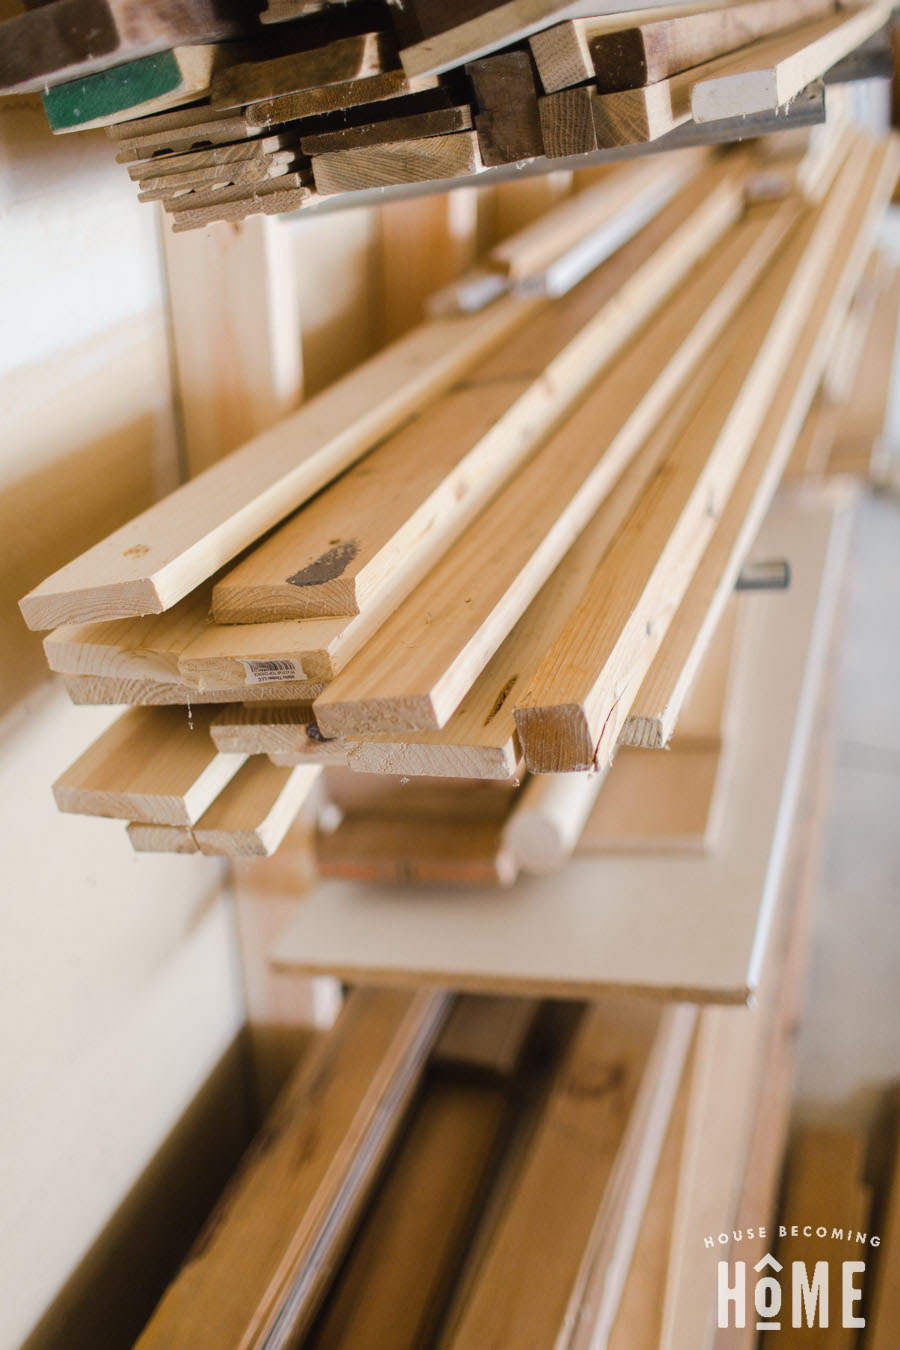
[691,5,892,123]
[20,295,538,630]
[211,159,719,630]
[606,1036,696,1349]
[398,0,684,79]
[313,131,483,195]
[271,491,850,1002]
[342,313,743,781]
[193,759,322,858]
[619,141,898,753]
[61,674,327,706]
[211,31,394,110]
[178,169,745,696]
[42,44,233,132]
[531,0,832,94]
[0,0,252,95]
[487,149,702,282]
[52,706,246,827]
[467,49,544,166]
[513,149,873,774]
[759,1126,871,1349]
[307,1073,510,1350]
[126,821,199,855]
[211,704,338,756]
[577,744,723,854]
[317,817,520,886]
[312,201,795,741]
[136,988,451,1350]
[300,104,473,155]
[447,998,694,1349]
[830,266,900,475]
[245,70,441,129]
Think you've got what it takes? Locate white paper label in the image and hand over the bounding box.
[238,658,306,685]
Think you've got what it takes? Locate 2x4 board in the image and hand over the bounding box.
[271,486,851,1004]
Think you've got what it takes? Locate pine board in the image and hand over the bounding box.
[52,705,246,827]
[20,296,537,631]
[271,491,849,1002]
[136,989,451,1350]
[313,201,794,741]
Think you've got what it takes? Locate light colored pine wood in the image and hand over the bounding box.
[212,160,728,629]
[136,988,451,1350]
[530,4,709,92]
[43,43,236,134]
[620,142,897,754]
[43,588,213,685]
[210,704,339,757]
[270,490,852,1002]
[180,169,747,695]
[399,0,676,78]
[160,212,303,476]
[504,769,607,874]
[313,200,795,741]
[530,0,830,93]
[606,1038,696,1350]
[448,999,694,1350]
[713,647,836,1350]
[513,148,878,773]
[312,132,484,196]
[317,817,519,886]
[20,295,538,631]
[211,32,393,111]
[52,706,246,826]
[193,759,322,858]
[691,4,893,123]
[830,265,900,475]
[321,768,517,823]
[343,317,744,781]
[61,674,327,706]
[577,744,723,854]
[126,822,199,855]
[487,149,703,281]
[307,1075,509,1350]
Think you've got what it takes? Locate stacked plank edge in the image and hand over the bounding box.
[21,119,900,874]
[0,0,892,224]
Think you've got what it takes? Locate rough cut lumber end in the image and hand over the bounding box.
[127,822,199,855]
[514,704,599,774]
[344,736,519,782]
[315,689,443,740]
[20,576,166,633]
[311,131,484,196]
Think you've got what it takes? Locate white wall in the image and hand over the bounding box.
[0,99,247,1350]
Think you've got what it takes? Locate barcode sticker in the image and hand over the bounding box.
[239,658,306,685]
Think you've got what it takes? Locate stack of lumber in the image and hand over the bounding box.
[18,129,900,870]
[786,244,900,481]
[134,985,699,1349]
[0,0,891,226]
[135,720,842,1350]
[122,658,894,1350]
